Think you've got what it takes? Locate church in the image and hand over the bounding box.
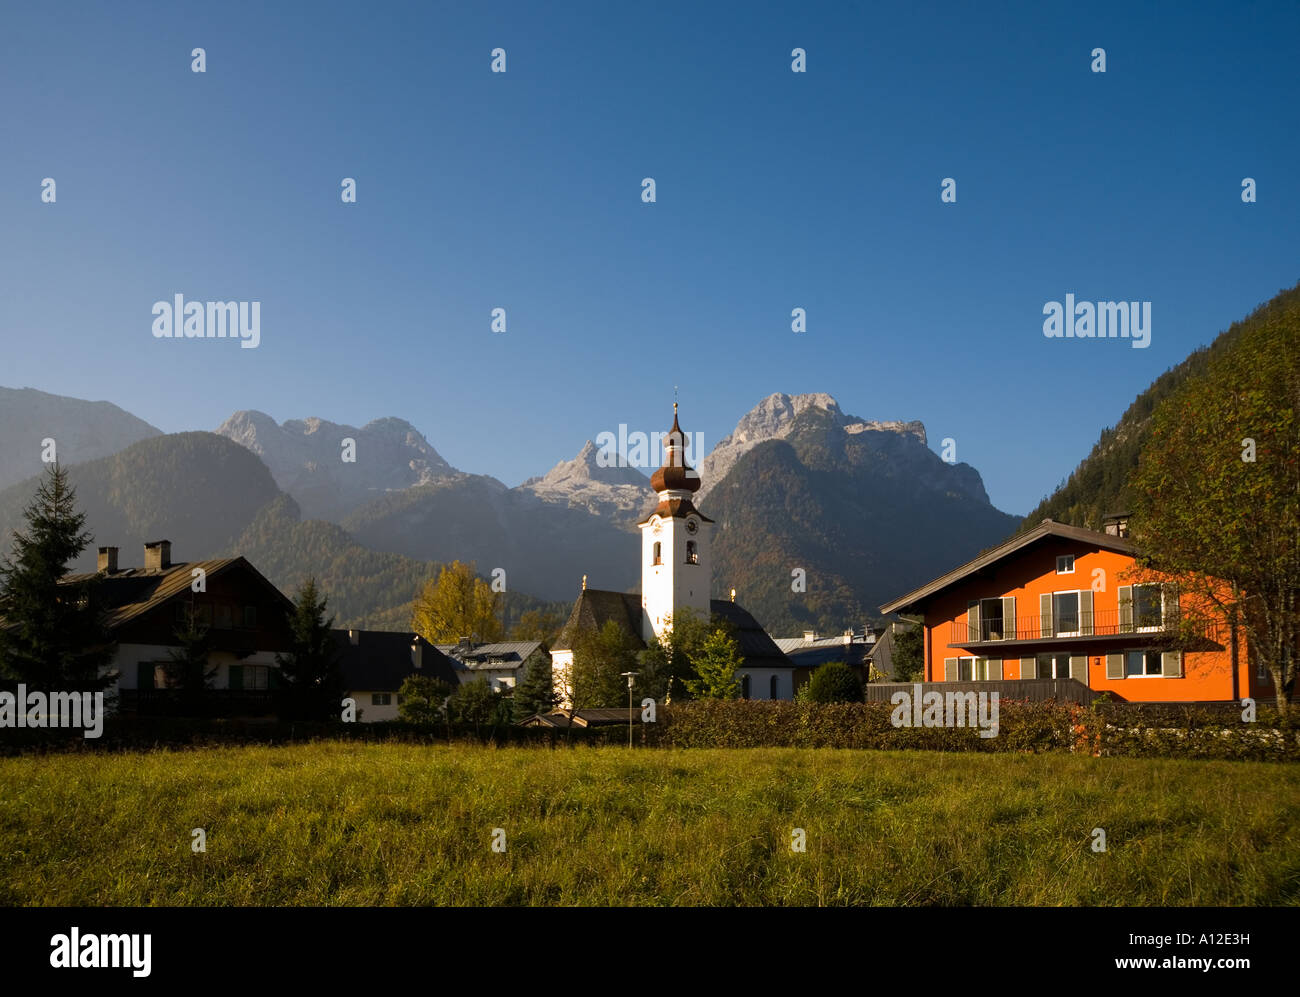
[550,404,794,704]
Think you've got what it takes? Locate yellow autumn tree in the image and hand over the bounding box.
[410,561,504,644]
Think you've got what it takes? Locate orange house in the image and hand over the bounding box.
[879,519,1270,703]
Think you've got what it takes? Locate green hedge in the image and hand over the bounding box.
[649,699,1300,761]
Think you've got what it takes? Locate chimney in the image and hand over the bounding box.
[143,540,172,572]
[97,546,119,574]
[348,629,360,646]
[843,629,854,645]
[411,636,423,669]
[458,636,472,655]
[803,630,817,643]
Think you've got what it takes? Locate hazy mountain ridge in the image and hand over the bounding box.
[0,386,162,492]
[215,409,456,520]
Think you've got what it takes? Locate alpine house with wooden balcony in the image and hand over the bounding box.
[878,519,1267,703]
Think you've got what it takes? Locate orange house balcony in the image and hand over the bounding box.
[947,610,1223,648]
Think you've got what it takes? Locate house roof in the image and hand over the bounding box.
[435,640,544,671]
[334,630,458,691]
[552,588,646,652]
[60,556,293,630]
[878,519,1139,616]
[773,635,874,669]
[520,708,638,728]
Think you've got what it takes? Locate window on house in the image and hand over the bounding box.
[1036,653,1071,679]
[652,542,662,565]
[371,692,392,706]
[770,675,779,700]
[1056,554,1075,574]
[214,604,233,629]
[1133,584,1163,630]
[686,541,698,564]
[979,598,1004,641]
[1125,650,1163,677]
[239,666,269,690]
[958,657,989,680]
[242,606,257,628]
[1054,592,1080,635]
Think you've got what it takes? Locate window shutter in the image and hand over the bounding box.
[269,667,282,690]
[1161,651,1182,678]
[1020,656,1036,679]
[1163,584,1179,629]
[967,601,979,642]
[1069,655,1088,683]
[1079,590,1094,636]
[1118,585,1133,633]
[1106,653,1124,680]
[228,665,243,690]
[1002,597,1016,640]
[943,657,957,681]
[137,661,155,690]
[987,658,1003,680]
[1039,593,1053,637]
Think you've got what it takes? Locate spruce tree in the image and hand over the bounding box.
[0,463,115,690]
[275,578,342,721]
[164,603,217,715]
[514,653,556,718]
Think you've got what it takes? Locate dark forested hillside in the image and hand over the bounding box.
[0,432,279,573]
[1022,281,1300,531]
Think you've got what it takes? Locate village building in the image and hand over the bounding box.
[435,639,548,693]
[550,405,793,705]
[774,627,878,693]
[335,629,457,722]
[878,518,1268,703]
[64,541,296,716]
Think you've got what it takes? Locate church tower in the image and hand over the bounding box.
[639,403,713,643]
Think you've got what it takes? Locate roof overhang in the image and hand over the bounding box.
[878,520,1139,616]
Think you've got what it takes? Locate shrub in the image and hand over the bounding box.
[805,662,864,703]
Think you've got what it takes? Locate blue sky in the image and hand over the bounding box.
[1,1,1296,515]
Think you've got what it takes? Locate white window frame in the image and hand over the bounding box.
[1056,554,1075,574]
[1052,589,1083,637]
[1124,649,1163,678]
[1132,583,1164,633]
[243,665,270,690]
[957,656,990,681]
[1036,653,1070,680]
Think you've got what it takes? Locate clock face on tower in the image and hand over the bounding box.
[685,518,699,535]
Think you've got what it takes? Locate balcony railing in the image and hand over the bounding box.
[948,610,1218,645]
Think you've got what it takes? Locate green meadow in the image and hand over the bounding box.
[1,743,1297,905]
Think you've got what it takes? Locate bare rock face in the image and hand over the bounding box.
[215,410,455,520]
[519,440,655,529]
[697,392,926,500]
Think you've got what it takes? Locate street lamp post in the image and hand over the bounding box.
[620,671,639,748]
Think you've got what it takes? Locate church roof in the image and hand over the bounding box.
[552,588,646,652]
[550,587,792,671]
[709,599,793,670]
[649,404,702,495]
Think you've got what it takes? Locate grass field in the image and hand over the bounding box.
[2,743,1298,905]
